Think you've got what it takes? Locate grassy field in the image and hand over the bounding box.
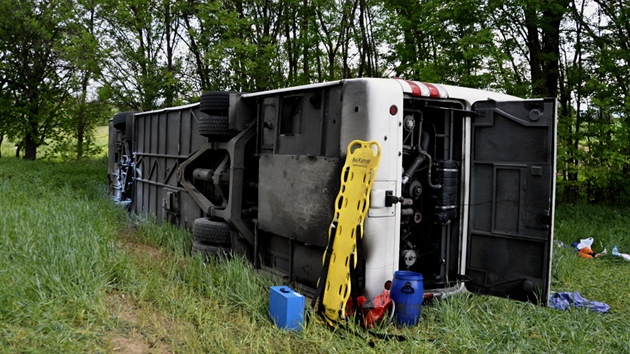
[1,157,630,353]
[0,125,110,159]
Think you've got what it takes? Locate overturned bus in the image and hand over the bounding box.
[108,78,556,305]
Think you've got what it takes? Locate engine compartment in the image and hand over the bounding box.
[398,98,466,289]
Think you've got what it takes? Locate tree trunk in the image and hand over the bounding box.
[301,0,309,82]
[182,16,209,90]
[542,2,567,98]
[525,1,569,97]
[24,135,37,160]
[23,105,39,160]
[164,0,175,107]
[76,70,90,161]
[77,116,85,161]
[524,6,545,96]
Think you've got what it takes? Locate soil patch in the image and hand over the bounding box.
[107,291,173,354]
[106,239,173,353]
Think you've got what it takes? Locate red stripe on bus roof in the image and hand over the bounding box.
[424,82,440,98]
[404,80,421,96]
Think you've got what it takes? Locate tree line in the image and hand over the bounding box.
[0,0,628,204]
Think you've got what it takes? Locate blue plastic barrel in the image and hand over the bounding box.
[390,270,424,326]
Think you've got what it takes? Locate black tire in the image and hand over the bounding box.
[191,240,230,259]
[200,91,230,115]
[112,112,127,130]
[198,115,231,137]
[192,218,232,245]
[125,113,135,142]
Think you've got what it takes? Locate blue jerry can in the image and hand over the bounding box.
[269,286,305,331]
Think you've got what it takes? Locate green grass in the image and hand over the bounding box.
[1,157,630,353]
[93,125,110,158]
[0,158,124,351]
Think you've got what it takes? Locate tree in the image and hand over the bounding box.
[0,0,76,160]
[383,0,500,88]
[63,0,105,160]
[98,0,178,111]
[561,0,630,203]
[176,0,218,92]
[281,0,320,85]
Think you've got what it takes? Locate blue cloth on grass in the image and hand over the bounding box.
[548,292,610,313]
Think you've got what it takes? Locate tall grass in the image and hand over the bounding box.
[0,158,126,351]
[1,157,630,353]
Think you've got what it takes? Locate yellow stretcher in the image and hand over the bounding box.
[317,140,381,325]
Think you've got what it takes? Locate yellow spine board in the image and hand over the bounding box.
[320,140,381,324]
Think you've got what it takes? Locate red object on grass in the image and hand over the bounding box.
[361,289,392,329]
